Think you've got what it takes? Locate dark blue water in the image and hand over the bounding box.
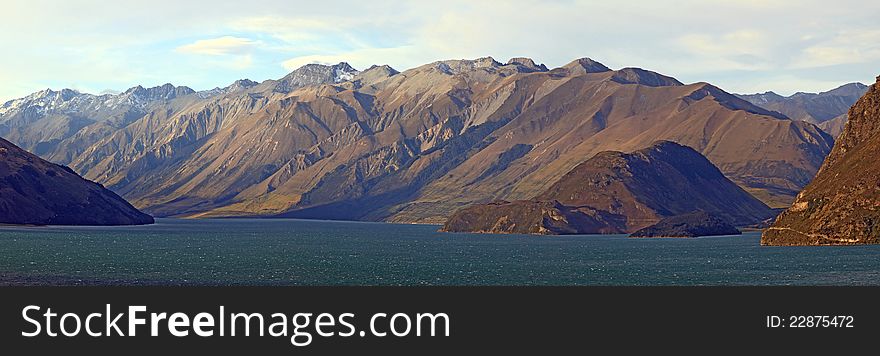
[1,218,878,285]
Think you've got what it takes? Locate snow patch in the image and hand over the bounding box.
[333,67,359,83]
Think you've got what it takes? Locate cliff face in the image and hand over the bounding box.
[442,141,773,235]
[0,138,153,225]
[762,77,880,245]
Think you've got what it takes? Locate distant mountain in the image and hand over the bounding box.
[817,114,847,138]
[2,56,833,221]
[762,76,880,245]
[0,83,205,163]
[197,79,259,98]
[736,83,868,130]
[0,137,153,225]
[442,141,774,235]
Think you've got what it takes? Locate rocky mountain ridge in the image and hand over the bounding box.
[736,83,868,134]
[1,56,834,221]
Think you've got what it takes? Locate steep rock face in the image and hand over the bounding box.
[762,77,880,245]
[0,138,153,225]
[630,211,741,238]
[440,200,623,235]
[5,57,833,220]
[441,141,774,235]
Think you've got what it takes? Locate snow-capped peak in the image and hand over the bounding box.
[274,62,361,92]
[334,66,359,83]
[1,84,195,119]
[0,88,86,117]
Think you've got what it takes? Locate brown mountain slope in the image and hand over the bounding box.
[0,137,153,225]
[11,57,834,221]
[442,141,774,234]
[762,76,880,245]
[817,114,847,138]
[388,75,831,220]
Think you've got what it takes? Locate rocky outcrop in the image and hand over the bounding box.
[762,77,880,245]
[441,141,774,235]
[0,138,153,225]
[505,57,549,73]
[629,211,741,238]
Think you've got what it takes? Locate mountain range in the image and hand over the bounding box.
[0,56,837,223]
[736,83,868,137]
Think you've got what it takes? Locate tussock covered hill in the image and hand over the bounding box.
[0,138,153,225]
[441,141,773,235]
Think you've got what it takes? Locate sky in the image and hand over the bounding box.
[1,0,878,102]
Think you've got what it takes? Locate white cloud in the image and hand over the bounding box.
[791,30,880,69]
[229,54,255,70]
[176,36,260,56]
[675,30,776,72]
[231,16,352,43]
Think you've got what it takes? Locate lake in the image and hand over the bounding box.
[1,218,878,286]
